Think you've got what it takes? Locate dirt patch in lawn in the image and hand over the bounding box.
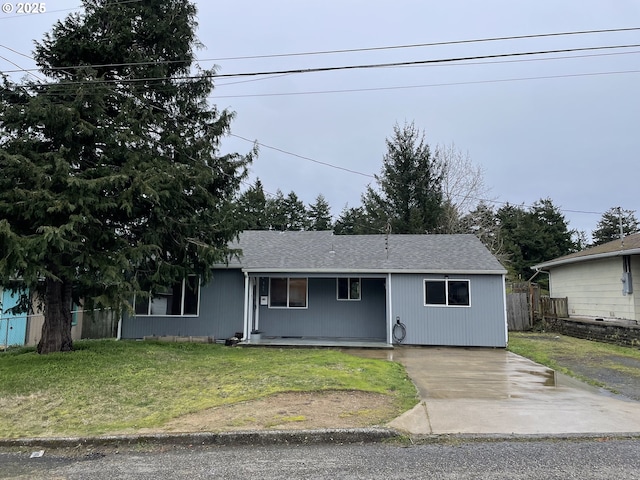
[135,391,398,434]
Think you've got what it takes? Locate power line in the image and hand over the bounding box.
[229,133,607,219]
[0,54,44,83]
[230,134,375,179]
[197,27,640,62]
[4,26,637,72]
[0,37,621,221]
[211,69,640,99]
[5,43,640,88]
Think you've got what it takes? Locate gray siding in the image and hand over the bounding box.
[392,274,506,347]
[257,277,386,340]
[121,269,245,340]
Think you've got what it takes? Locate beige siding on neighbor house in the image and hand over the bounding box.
[26,312,83,346]
[549,256,637,321]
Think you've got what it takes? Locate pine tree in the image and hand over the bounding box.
[333,206,372,235]
[592,207,639,246]
[0,0,252,353]
[362,122,444,233]
[307,194,332,231]
[237,179,268,230]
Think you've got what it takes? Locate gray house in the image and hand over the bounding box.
[122,231,508,347]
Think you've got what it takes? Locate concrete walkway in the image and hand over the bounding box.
[348,347,640,435]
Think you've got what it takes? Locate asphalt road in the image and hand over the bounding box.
[2,438,639,479]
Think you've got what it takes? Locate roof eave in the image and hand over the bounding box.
[533,248,640,270]
[239,267,507,275]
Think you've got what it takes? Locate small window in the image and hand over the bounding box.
[424,279,470,307]
[134,277,200,316]
[337,278,361,301]
[269,278,308,308]
[424,281,446,305]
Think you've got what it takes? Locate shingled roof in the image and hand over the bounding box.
[227,231,506,274]
[533,232,640,270]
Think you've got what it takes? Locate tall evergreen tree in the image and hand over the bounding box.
[265,190,307,231]
[592,207,639,246]
[307,194,332,231]
[460,201,504,260]
[333,205,373,235]
[497,199,577,281]
[0,0,252,353]
[362,122,444,233]
[237,179,268,230]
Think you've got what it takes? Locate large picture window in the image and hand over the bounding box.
[135,277,200,316]
[424,279,470,307]
[269,277,307,308]
[337,278,361,301]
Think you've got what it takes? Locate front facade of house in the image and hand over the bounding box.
[122,231,508,347]
[533,233,640,322]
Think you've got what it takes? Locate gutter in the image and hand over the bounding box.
[534,247,640,270]
[239,268,507,275]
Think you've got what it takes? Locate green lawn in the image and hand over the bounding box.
[0,340,417,439]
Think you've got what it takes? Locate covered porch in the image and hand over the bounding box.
[242,273,392,345]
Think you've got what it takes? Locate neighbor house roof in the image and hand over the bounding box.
[225,231,506,274]
[533,232,640,270]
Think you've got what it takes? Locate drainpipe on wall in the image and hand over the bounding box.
[243,272,250,341]
[386,273,393,345]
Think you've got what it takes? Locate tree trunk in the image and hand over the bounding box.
[37,278,73,354]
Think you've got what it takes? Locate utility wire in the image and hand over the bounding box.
[0,40,616,219]
[212,69,640,99]
[2,26,638,71]
[4,43,640,88]
[201,27,640,62]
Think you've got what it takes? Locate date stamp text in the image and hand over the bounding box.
[2,3,46,14]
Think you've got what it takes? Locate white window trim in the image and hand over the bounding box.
[336,277,361,301]
[268,277,309,309]
[424,278,471,308]
[134,277,201,317]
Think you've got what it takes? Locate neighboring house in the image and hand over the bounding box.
[122,231,508,347]
[532,232,640,322]
[0,287,28,348]
[0,286,88,347]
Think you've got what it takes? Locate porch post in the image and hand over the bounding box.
[243,272,250,341]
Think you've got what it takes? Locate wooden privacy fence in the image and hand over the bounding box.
[507,292,531,331]
[506,283,568,331]
[539,296,568,319]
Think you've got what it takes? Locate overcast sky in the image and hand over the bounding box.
[1,1,638,237]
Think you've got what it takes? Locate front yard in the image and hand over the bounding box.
[0,340,417,439]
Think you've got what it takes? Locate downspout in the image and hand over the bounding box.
[243,272,250,341]
[501,274,508,347]
[386,273,393,345]
[528,267,550,326]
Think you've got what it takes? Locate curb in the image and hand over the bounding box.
[2,429,640,451]
[0,428,401,449]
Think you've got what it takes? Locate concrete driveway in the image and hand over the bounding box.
[348,347,640,435]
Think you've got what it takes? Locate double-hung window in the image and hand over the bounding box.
[135,277,200,316]
[337,278,361,300]
[424,279,470,307]
[269,278,307,308]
